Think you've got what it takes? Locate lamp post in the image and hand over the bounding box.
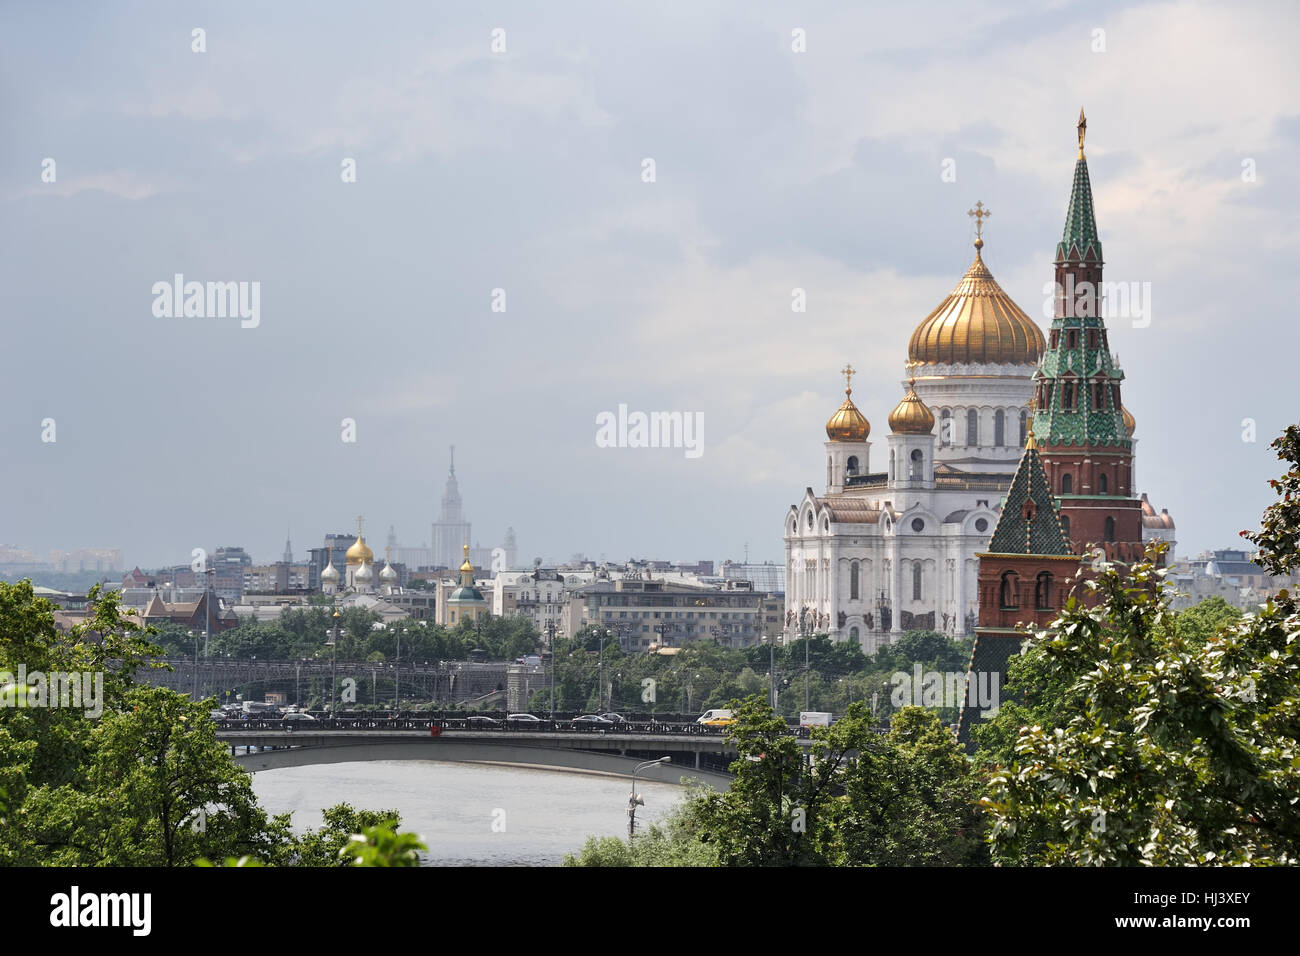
[628,756,671,840]
[545,621,557,717]
[762,634,776,710]
[327,607,340,716]
[395,630,401,710]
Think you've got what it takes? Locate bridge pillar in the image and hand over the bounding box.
[694,752,700,769]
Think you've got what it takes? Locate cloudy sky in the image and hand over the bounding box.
[1,0,1297,569]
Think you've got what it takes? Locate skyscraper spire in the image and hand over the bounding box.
[449,444,455,477]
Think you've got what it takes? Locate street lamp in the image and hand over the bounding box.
[629,756,672,840]
[326,607,341,716]
[761,634,776,710]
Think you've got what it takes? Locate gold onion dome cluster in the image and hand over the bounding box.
[907,239,1046,367]
[889,381,936,434]
[826,388,870,442]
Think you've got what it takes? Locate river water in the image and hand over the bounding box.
[250,761,689,866]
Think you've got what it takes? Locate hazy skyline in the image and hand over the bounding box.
[2,1,1297,569]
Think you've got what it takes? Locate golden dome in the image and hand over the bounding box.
[888,381,935,434]
[459,543,474,574]
[825,364,870,442]
[345,534,373,567]
[1122,404,1135,436]
[907,239,1045,367]
[826,393,870,442]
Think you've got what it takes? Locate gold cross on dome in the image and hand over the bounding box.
[841,364,856,393]
[968,201,991,239]
[356,515,365,537]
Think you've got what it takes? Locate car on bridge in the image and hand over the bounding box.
[466,716,500,728]
[571,714,618,730]
[282,712,317,722]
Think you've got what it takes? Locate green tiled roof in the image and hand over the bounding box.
[1056,157,1102,263]
[986,441,1073,556]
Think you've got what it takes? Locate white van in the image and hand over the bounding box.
[696,709,735,727]
[800,711,833,728]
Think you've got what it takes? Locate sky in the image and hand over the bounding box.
[1,0,1297,569]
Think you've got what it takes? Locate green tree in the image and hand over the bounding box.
[980,548,1300,865]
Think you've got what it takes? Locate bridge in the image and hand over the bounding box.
[142,657,508,705]
[213,717,812,790]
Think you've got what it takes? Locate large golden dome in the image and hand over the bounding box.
[345,534,373,567]
[888,381,935,434]
[907,239,1045,367]
[1121,404,1135,437]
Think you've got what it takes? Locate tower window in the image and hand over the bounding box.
[1088,330,1098,349]
[1000,571,1019,609]
[1105,516,1116,542]
[1035,571,1054,610]
[850,562,860,600]
[1099,473,1108,494]
[967,409,979,446]
[1061,473,1073,494]
[1063,381,1077,411]
[940,410,952,446]
[846,455,859,475]
[1019,409,1027,445]
[912,563,923,601]
[1060,514,1070,538]
[1050,329,1059,348]
[994,410,1005,447]
[1067,329,1079,349]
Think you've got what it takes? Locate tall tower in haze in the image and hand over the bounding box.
[432,446,472,569]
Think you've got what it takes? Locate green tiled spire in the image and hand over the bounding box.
[1056,157,1102,263]
[986,433,1073,556]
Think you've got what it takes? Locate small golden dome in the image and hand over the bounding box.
[826,393,870,442]
[459,543,475,574]
[826,364,869,442]
[907,238,1045,367]
[1122,404,1135,436]
[346,534,373,567]
[888,381,935,434]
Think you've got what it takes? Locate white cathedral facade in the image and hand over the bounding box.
[784,223,1048,651]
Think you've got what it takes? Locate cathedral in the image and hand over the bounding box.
[783,112,1175,651]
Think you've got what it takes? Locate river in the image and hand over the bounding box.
[250,760,690,866]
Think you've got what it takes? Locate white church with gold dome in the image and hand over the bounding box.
[783,201,1164,651]
[320,518,400,597]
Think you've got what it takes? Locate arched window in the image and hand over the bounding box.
[850,562,860,600]
[1000,571,1019,609]
[1060,514,1070,538]
[1063,381,1077,411]
[967,409,979,446]
[910,447,922,479]
[994,410,1005,446]
[1098,472,1108,494]
[912,563,923,601]
[849,627,860,647]
[889,449,895,481]
[1061,473,1073,494]
[1104,516,1116,542]
[940,409,952,446]
[846,455,859,475]
[1019,409,1028,445]
[1035,571,1053,610]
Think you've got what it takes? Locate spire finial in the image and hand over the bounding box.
[356,514,365,538]
[1077,107,1087,159]
[449,445,455,476]
[1025,396,1038,450]
[967,201,990,251]
[841,363,856,395]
